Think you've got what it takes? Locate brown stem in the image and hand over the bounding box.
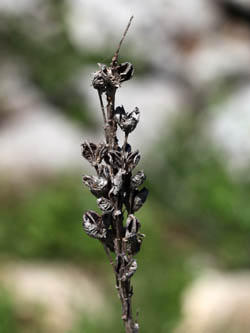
[106,88,118,149]
[98,90,108,142]
[105,85,137,332]
[112,15,134,66]
[123,133,129,154]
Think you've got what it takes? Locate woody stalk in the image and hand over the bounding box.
[81,17,148,333]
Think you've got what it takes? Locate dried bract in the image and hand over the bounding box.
[115,106,140,134]
[125,214,140,238]
[82,210,107,239]
[82,175,108,197]
[126,234,143,255]
[105,150,123,169]
[109,169,125,197]
[120,258,137,281]
[131,170,146,189]
[132,187,149,212]
[98,165,110,180]
[97,197,114,214]
[125,215,143,255]
[92,62,133,93]
[126,150,141,172]
[81,141,107,167]
[116,62,134,83]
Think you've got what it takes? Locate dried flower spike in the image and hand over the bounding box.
[81,16,148,333]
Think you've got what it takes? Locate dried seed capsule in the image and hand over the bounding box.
[132,187,149,212]
[120,259,137,281]
[125,214,140,238]
[109,169,125,197]
[82,175,108,197]
[116,62,134,83]
[82,210,106,239]
[92,63,109,93]
[92,62,134,92]
[115,105,140,134]
[125,215,143,255]
[126,234,143,255]
[126,150,141,171]
[98,165,110,180]
[97,197,114,214]
[81,141,107,167]
[105,150,123,169]
[131,170,146,189]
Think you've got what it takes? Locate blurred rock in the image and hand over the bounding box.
[206,84,250,169]
[0,63,95,180]
[175,270,250,333]
[0,261,109,332]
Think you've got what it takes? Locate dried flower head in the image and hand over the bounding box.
[132,187,149,212]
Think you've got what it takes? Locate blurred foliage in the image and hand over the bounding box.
[1,112,250,331]
[0,174,105,263]
[0,171,193,333]
[0,288,17,333]
[148,112,250,270]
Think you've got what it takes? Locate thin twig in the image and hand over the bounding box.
[98,90,109,142]
[123,133,129,154]
[103,243,116,272]
[112,15,134,66]
[98,90,107,124]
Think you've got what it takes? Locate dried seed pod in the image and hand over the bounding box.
[82,175,108,197]
[115,105,140,134]
[126,234,144,255]
[92,62,134,93]
[98,165,110,180]
[131,170,146,189]
[125,214,140,238]
[82,210,106,239]
[81,141,107,167]
[109,169,125,197]
[132,187,149,212]
[125,215,143,255]
[97,197,114,214]
[92,63,110,93]
[116,62,134,83]
[120,259,137,281]
[105,150,123,169]
[126,150,141,172]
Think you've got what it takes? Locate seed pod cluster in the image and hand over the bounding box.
[92,62,134,92]
[81,17,148,331]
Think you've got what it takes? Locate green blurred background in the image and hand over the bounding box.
[1,0,250,332]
